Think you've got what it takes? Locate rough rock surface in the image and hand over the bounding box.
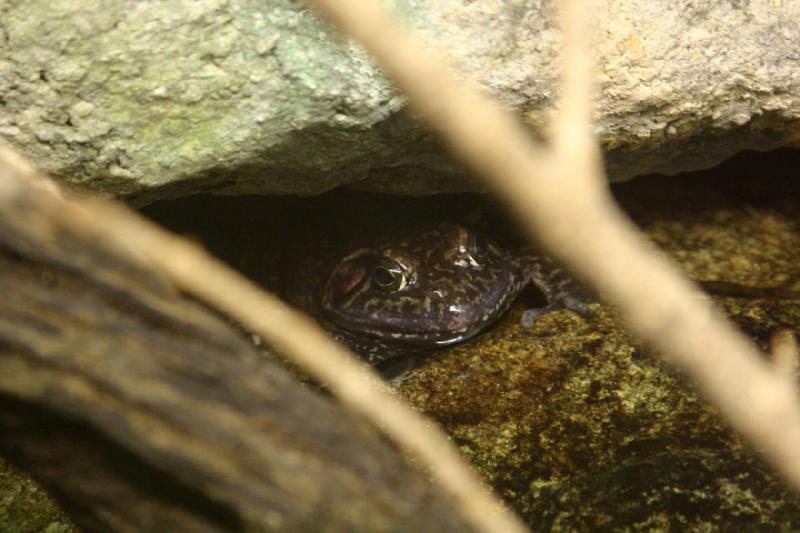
[0,0,800,201]
[1,1,799,202]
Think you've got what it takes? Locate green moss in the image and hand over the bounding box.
[0,459,77,533]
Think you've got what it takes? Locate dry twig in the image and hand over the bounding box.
[771,330,799,379]
[0,168,477,530]
[308,0,800,490]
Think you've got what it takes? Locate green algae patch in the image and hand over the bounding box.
[0,458,76,533]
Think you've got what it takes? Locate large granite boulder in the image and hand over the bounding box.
[1,0,799,202]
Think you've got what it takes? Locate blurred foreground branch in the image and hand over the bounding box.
[309,0,800,491]
[0,148,481,532]
[0,145,526,533]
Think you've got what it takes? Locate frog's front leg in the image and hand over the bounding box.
[515,252,595,327]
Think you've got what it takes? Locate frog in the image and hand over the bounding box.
[282,221,593,365]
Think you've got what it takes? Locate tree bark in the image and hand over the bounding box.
[0,180,473,532]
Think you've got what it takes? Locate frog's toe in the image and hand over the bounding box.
[520,295,594,328]
[521,305,555,327]
[562,294,595,318]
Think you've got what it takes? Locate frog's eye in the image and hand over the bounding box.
[468,232,488,259]
[372,260,407,291]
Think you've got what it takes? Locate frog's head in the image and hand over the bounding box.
[320,223,517,348]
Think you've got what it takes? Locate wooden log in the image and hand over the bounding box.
[0,180,474,532]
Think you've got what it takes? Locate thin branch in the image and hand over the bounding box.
[0,144,528,533]
[308,0,800,491]
[552,0,601,171]
[771,330,799,379]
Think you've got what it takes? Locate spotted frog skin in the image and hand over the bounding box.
[283,223,592,364]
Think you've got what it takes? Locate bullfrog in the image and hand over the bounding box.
[283,222,593,365]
